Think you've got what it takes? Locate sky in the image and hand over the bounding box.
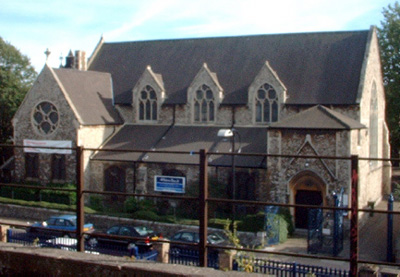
[0,0,396,72]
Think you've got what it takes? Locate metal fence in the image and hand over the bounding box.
[169,248,219,269]
[1,143,400,275]
[233,257,349,276]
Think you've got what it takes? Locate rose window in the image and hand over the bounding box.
[32,102,59,135]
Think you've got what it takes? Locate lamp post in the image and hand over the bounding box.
[217,128,238,232]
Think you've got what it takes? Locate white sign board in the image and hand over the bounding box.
[23,139,72,154]
[154,176,186,193]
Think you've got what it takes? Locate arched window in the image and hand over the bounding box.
[194,84,215,123]
[255,83,278,123]
[139,85,158,121]
[104,166,126,192]
[369,82,378,165]
[32,101,59,135]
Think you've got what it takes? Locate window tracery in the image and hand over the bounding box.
[32,101,59,135]
[255,83,278,123]
[194,84,215,123]
[139,85,158,121]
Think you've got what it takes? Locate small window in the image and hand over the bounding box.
[255,83,279,123]
[51,154,66,181]
[25,153,39,179]
[139,85,158,121]
[194,84,215,123]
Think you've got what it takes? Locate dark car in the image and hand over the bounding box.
[169,229,230,253]
[90,225,157,253]
[28,215,94,238]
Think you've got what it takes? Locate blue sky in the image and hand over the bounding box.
[0,0,396,71]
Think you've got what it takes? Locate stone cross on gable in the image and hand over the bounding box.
[44,48,51,61]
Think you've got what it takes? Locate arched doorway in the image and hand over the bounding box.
[289,172,326,229]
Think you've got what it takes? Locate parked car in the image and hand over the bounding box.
[28,215,94,238]
[89,225,158,253]
[169,229,231,253]
[40,237,99,254]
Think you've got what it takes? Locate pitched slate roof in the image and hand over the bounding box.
[52,68,123,125]
[269,105,366,130]
[89,30,370,106]
[92,124,268,168]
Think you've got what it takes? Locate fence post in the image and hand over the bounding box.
[387,193,394,262]
[199,149,208,267]
[350,155,359,276]
[76,146,84,252]
[292,262,297,276]
[333,192,339,256]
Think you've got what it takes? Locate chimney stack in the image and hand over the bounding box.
[63,50,87,70]
[75,50,87,71]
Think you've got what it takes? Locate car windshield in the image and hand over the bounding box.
[208,232,225,244]
[133,226,152,236]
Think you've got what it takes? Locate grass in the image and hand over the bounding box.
[0,196,96,214]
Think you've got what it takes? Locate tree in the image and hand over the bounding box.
[0,37,37,143]
[378,2,400,161]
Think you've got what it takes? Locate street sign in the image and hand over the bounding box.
[154,176,186,193]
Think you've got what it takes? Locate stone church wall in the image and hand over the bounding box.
[13,67,78,185]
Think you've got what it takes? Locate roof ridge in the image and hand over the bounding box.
[102,29,370,45]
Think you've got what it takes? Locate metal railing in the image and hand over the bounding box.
[1,143,400,275]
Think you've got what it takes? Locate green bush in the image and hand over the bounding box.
[237,212,265,232]
[41,183,76,205]
[133,210,160,221]
[123,197,156,214]
[236,207,294,242]
[209,218,230,229]
[0,182,76,205]
[88,195,105,212]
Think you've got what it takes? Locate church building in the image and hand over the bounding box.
[11,26,391,228]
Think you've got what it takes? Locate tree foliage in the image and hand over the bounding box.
[378,2,400,158]
[0,37,37,143]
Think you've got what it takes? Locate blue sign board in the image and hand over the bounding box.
[154,176,186,193]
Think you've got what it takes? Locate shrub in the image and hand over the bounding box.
[88,195,104,212]
[236,207,294,242]
[237,212,265,232]
[124,197,156,214]
[0,182,76,205]
[133,210,160,221]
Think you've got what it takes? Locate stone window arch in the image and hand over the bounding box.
[194,84,215,123]
[138,85,158,121]
[255,83,279,123]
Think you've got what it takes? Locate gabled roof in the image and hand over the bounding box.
[52,68,123,125]
[89,29,370,106]
[269,105,366,130]
[92,124,268,168]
